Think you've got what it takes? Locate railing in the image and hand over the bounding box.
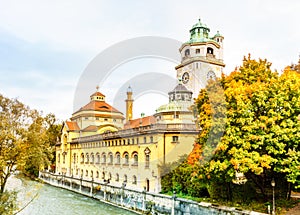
[39,171,266,215]
[181,55,224,65]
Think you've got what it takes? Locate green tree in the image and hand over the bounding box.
[193,55,300,200]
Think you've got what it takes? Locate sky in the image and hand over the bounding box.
[0,0,300,120]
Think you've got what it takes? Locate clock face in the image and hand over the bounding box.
[182,72,190,84]
[207,71,216,80]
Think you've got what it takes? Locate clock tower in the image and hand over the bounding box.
[175,19,225,97]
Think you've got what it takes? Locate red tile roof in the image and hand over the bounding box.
[90,91,105,97]
[76,101,122,113]
[124,116,156,129]
[82,125,98,132]
[66,121,80,131]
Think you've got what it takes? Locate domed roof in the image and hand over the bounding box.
[186,18,219,44]
[156,101,193,113]
[214,30,223,38]
[190,19,210,32]
[170,83,190,93]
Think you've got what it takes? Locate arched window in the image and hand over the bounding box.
[124,174,127,183]
[58,153,60,163]
[207,47,214,55]
[80,153,84,163]
[116,152,121,164]
[132,153,138,166]
[196,49,200,54]
[81,169,83,177]
[144,147,151,168]
[96,153,100,164]
[90,153,94,164]
[85,153,89,163]
[102,153,106,164]
[90,170,93,178]
[185,49,190,56]
[116,173,119,182]
[133,175,137,185]
[124,152,129,165]
[109,153,113,164]
[96,171,99,178]
[85,170,88,177]
[102,172,105,179]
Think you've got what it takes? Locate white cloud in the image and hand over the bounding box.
[1,0,300,120]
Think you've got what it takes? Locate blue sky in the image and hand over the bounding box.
[1,0,300,120]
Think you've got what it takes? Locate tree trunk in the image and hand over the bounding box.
[226,182,233,201]
[287,182,292,200]
[247,173,267,200]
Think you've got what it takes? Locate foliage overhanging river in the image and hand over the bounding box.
[9,176,137,215]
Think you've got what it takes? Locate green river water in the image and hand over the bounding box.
[11,177,137,215]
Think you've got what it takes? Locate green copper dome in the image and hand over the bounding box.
[214,30,223,38]
[156,101,193,113]
[186,18,220,44]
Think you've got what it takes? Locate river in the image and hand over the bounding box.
[7,175,137,215]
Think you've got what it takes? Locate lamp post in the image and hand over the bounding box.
[271,178,275,215]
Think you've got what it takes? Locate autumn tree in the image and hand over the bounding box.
[22,112,61,177]
[193,55,300,200]
[0,94,61,191]
[0,94,29,193]
[290,57,300,74]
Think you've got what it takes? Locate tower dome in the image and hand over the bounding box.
[189,18,211,43]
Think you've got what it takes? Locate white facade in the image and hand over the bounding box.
[176,19,225,97]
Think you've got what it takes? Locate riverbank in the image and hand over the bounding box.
[40,171,268,215]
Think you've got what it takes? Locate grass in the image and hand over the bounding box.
[162,191,300,214]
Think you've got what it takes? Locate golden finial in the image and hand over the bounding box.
[96,85,99,92]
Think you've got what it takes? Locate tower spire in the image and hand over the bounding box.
[125,86,134,121]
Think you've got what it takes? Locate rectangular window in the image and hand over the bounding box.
[144,137,147,143]
[145,154,150,168]
[196,49,200,54]
[172,136,179,142]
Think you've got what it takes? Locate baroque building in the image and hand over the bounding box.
[55,19,224,193]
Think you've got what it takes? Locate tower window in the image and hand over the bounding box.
[207,47,214,55]
[196,49,200,54]
[184,49,190,56]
